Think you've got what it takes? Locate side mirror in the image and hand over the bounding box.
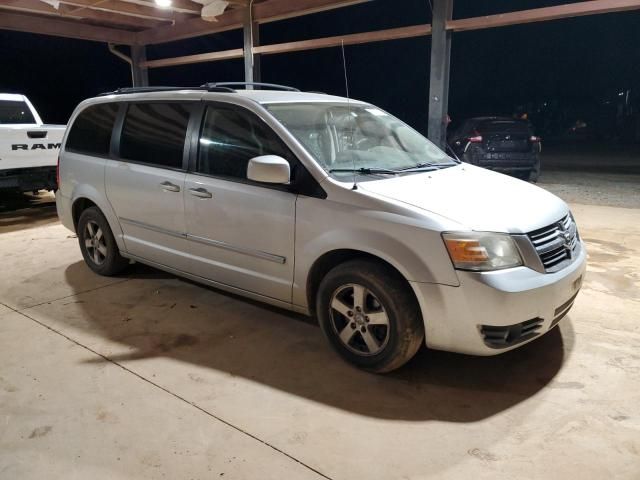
[247,155,290,184]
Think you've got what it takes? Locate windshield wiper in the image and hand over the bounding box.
[329,167,399,175]
[396,163,439,172]
[397,162,455,172]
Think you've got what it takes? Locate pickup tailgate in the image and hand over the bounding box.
[0,124,66,170]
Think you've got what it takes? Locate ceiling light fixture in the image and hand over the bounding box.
[155,0,172,8]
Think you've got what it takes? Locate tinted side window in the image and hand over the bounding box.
[66,103,119,155]
[120,103,191,169]
[198,105,293,179]
[0,101,36,124]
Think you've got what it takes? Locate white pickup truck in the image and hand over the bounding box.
[0,94,66,192]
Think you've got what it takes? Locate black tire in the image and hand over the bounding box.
[77,206,128,276]
[316,259,424,373]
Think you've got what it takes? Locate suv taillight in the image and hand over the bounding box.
[468,135,483,143]
[530,136,541,142]
[56,154,60,188]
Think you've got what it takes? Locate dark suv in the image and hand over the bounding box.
[449,117,541,182]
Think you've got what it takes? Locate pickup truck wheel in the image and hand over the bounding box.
[77,207,128,276]
[316,259,424,373]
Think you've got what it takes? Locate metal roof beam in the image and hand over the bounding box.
[448,0,640,32]
[141,23,432,68]
[118,0,202,14]
[61,4,165,28]
[254,24,432,55]
[0,1,167,29]
[136,0,371,45]
[0,10,138,43]
[58,0,193,22]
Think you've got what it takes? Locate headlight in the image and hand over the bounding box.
[442,232,523,271]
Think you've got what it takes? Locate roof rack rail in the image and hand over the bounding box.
[201,82,300,92]
[98,82,300,97]
[98,85,234,96]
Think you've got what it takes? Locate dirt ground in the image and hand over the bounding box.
[538,170,640,209]
[0,191,58,234]
[533,144,638,208]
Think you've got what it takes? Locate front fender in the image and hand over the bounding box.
[292,196,460,309]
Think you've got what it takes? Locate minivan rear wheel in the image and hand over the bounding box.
[77,207,128,276]
[316,259,424,373]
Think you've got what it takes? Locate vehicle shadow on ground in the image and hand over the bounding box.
[0,191,58,234]
[62,261,574,422]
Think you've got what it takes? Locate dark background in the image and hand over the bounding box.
[1,0,639,141]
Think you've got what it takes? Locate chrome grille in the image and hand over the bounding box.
[528,214,579,272]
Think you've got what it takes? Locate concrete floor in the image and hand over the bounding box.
[1,185,639,478]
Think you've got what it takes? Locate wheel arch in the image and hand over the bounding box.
[305,249,420,317]
[71,197,98,231]
[69,187,126,252]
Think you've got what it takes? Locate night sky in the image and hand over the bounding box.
[1,0,639,135]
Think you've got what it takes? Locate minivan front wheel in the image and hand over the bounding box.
[77,207,128,276]
[317,260,424,373]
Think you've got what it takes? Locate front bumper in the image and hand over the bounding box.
[411,242,587,355]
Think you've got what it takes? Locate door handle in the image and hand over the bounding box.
[160,181,181,192]
[189,187,212,199]
[27,130,47,139]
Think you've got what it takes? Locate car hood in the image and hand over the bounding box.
[357,164,568,233]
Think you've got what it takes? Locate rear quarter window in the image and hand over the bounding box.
[66,103,119,156]
[119,102,191,169]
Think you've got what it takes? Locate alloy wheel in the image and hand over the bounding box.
[329,283,390,356]
[84,220,107,265]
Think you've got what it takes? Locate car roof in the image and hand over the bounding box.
[0,93,27,102]
[233,90,366,105]
[95,88,366,106]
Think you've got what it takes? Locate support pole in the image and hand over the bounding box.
[243,3,261,85]
[131,45,149,87]
[427,0,453,148]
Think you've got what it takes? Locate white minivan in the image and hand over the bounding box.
[56,83,586,372]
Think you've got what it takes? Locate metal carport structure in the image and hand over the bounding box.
[1,0,640,146]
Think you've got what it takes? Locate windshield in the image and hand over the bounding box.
[265,103,456,176]
[0,101,36,124]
